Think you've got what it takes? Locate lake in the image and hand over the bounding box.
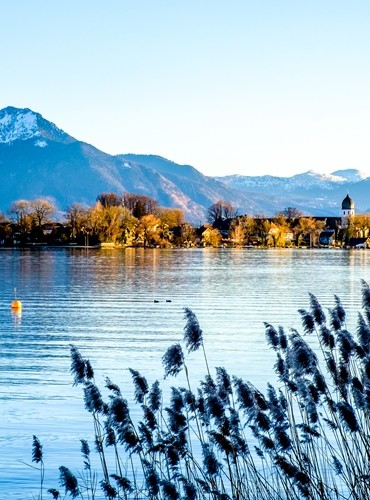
[1,247,369,498]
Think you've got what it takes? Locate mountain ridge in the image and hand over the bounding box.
[0,106,369,221]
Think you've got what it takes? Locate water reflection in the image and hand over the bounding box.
[11,310,22,327]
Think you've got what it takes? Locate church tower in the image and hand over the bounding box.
[341,194,355,227]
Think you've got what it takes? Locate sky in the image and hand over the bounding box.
[1,1,370,178]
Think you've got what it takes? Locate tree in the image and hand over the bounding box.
[311,219,326,246]
[30,199,56,227]
[64,203,89,241]
[270,214,291,247]
[123,193,158,218]
[254,217,272,246]
[157,207,184,229]
[176,223,196,247]
[201,225,222,247]
[229,223,246,247]
[8,199,33,241]
[135,214,161,247]
[235,215,256,245]
[294,217,314,246]
[96,192,122,207]
[280,207,303,222]
[207,200,237,225]
[294,217,325,247]
[348,214,370,238]
[0,212,11,244]
[90,203,135,244]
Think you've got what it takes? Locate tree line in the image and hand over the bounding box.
[0,195,367,248]
[0,193,196,248]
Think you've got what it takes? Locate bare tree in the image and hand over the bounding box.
[123,193,158,218]
[30,199,56,227]
[8,199,32,226]
[280,207,303,221]
[96,192,122,207]
[207,200,237,224]
[8,199,33,239]
[65,203,89,240]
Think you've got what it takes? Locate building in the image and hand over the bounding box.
[341,194,355,227]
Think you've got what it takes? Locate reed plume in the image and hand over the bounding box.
[27,280,370,500]
[183,307,203,352]
[162,343,184,378]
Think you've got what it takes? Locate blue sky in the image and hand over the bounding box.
[2,1,370,177]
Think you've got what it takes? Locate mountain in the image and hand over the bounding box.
[0,106,75,145]
[0,107,238,222]
[216,170,370,215]
[118,154,251,221]
[0,106,369,221]
[0,107,282,222]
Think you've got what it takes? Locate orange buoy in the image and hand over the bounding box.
[11,300,22,310]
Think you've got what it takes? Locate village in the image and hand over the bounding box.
[0,193,368,249]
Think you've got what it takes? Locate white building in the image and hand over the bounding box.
[341,194,355,227]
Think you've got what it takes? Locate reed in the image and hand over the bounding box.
[29,280,370,499]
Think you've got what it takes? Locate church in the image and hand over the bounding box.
[318,194,368,248]
[341,193,355,227]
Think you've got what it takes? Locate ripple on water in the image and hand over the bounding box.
[1,247,370,498]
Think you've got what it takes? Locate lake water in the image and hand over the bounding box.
[1,247,370,498]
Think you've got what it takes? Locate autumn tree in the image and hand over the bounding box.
[254,216,271,246]
[270,214,291,247]
[294,217,314,246]
[294,217,326,247]
[155,207,184,243]
[201,225,222,247]
[90,202,136,244]
[120,212,139,246]
[157,207,184,228]
[348,214,370,238]
[229,223,246,247]
[175,223,197,247]
[229,216,255,246]
[235,215,256,245]
[135,214,162,248]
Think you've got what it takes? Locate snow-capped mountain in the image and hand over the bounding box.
[0,107,249,222]
[0,106,75,145]
[331,169,370,183]
[0,106,369,221]
[215,169,370,193]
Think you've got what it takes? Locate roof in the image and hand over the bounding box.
[342,194,355,210]
[348,237,368,247]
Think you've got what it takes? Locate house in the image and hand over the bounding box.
[348,237,369,249]
[319,230,336,246]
